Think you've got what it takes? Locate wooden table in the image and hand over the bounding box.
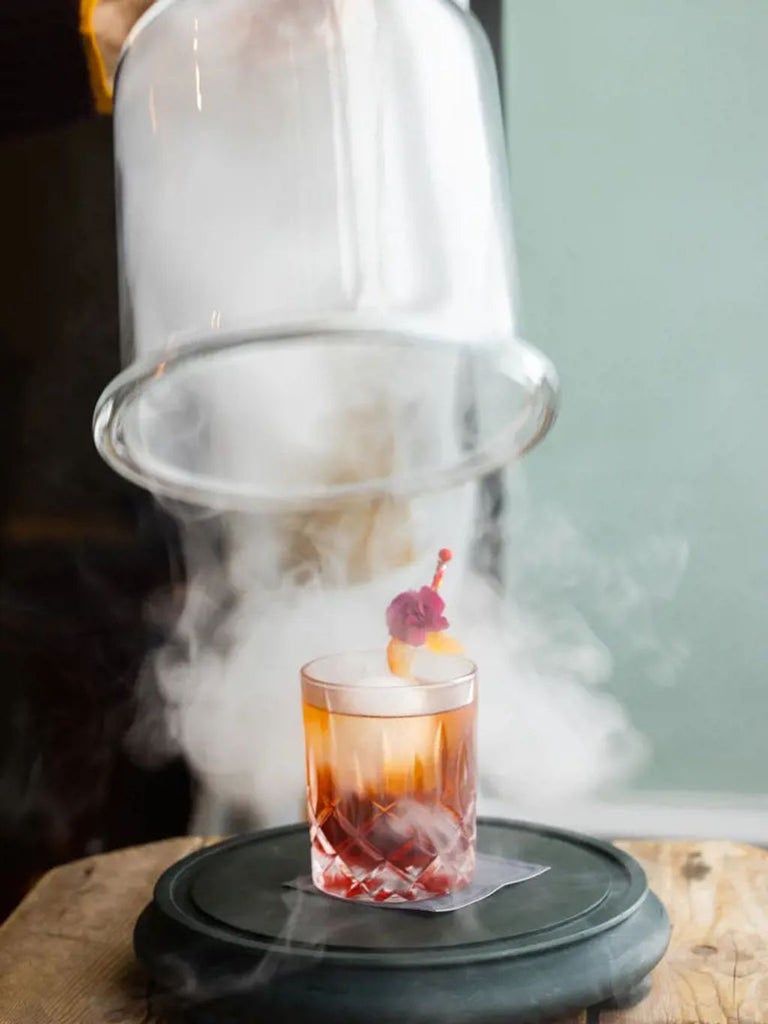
[0,838,766,1023]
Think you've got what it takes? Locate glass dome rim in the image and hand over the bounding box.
[92,320,559,512]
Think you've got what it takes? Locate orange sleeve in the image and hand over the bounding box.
[80,0,113,114]
[80,0,155,115]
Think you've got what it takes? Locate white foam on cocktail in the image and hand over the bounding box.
[358,675,409,686]
[320,669,468,719]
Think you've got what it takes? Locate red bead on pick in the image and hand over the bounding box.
[430,547,453,591]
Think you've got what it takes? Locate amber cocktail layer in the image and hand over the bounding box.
[302,653,477,904]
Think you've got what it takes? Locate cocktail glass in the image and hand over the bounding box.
[301,649,477,903]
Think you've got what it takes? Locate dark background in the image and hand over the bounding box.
[0,0,502,919]
[0,116,194,920]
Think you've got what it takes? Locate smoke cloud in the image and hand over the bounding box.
[128,463,688,831]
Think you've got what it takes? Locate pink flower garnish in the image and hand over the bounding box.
[386,586,449,647]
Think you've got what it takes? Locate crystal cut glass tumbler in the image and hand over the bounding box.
[302,649,477,903]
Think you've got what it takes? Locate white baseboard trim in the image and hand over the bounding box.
[479,791,768,844]
[188,789,768,843]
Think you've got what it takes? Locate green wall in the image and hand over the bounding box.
[502,1,768,795]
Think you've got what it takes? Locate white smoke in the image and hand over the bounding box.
[113,0,689,831]
[130,465,688,831]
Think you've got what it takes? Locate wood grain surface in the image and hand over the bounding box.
[605,840,768,1024]
[0,837,765,1023]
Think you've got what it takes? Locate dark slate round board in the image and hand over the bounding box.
[134,819,670,1023]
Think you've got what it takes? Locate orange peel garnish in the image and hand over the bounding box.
[387,637,415,679]
[425,632,464,655]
